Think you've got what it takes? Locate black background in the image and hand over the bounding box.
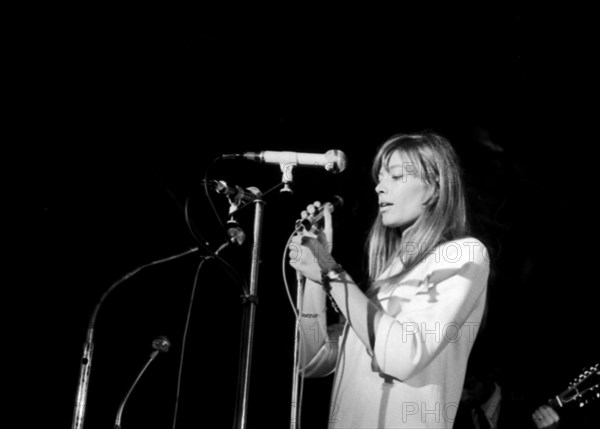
[8,6,599,428]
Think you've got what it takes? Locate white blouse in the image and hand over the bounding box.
[304,237,490,428]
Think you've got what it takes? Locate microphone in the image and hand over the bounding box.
[152,336,171,353]
[226,219,247,245]
[204,179,258,243]
[222,150,348,174]
[205,180,263,204]
[113,336,171,429]
[297,195,344,232]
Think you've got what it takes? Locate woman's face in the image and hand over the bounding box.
[375,150,433,229]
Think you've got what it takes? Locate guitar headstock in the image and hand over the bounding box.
[550,363,600,409]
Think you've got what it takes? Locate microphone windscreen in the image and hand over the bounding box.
[152,336,171,353]
[324,150,347,173]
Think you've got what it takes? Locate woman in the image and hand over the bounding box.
[289,131,490,428]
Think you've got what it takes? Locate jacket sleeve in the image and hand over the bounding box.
[373,239,489,381]
[301,322,345,378]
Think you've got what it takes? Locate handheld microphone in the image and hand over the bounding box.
[222,150,348,174]
[113,336,171,429]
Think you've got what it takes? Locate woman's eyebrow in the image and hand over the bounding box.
[378,164,403,174]
[386,164,405,171]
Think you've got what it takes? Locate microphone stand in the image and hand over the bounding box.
[212,179,286,428]
[289,198,342,428]
[234,193,265,429]
[113,336,171,429]
[70,247,199,429]
[290,272,305,429]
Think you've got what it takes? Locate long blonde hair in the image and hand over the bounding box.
[366,131,470,295]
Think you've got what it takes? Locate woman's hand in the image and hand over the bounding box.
[532,405,560,429]
[288,200,336,283]
[301,200,334,251]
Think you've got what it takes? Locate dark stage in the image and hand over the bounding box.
[9,7,599,428]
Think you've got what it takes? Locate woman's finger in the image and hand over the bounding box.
[299,227,317,239]
[288,239,303,262]
[540,405,559,422]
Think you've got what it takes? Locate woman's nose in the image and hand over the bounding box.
[375,181,385,194]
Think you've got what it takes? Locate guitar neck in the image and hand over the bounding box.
[547,395,564,409]
[546,363,599,410]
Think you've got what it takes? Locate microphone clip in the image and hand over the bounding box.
[204,179,263,215]
[280,164,294,194]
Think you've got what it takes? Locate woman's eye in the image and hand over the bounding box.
[377,174,403,183]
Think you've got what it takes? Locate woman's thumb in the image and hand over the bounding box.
[323,202,334,248]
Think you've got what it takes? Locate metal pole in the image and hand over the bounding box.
[290,273,305,428]
[71,329,94,429]
[234,197,265,429]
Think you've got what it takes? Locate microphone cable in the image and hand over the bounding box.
[203,156,226,229]
[170,241,228,429]
[71,247,200,429]
[282,226,302,317]
[183,192,249,296]
[89,247,201,338]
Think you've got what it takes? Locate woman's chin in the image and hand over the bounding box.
[381,219,402,229]
[381,217,415,232]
